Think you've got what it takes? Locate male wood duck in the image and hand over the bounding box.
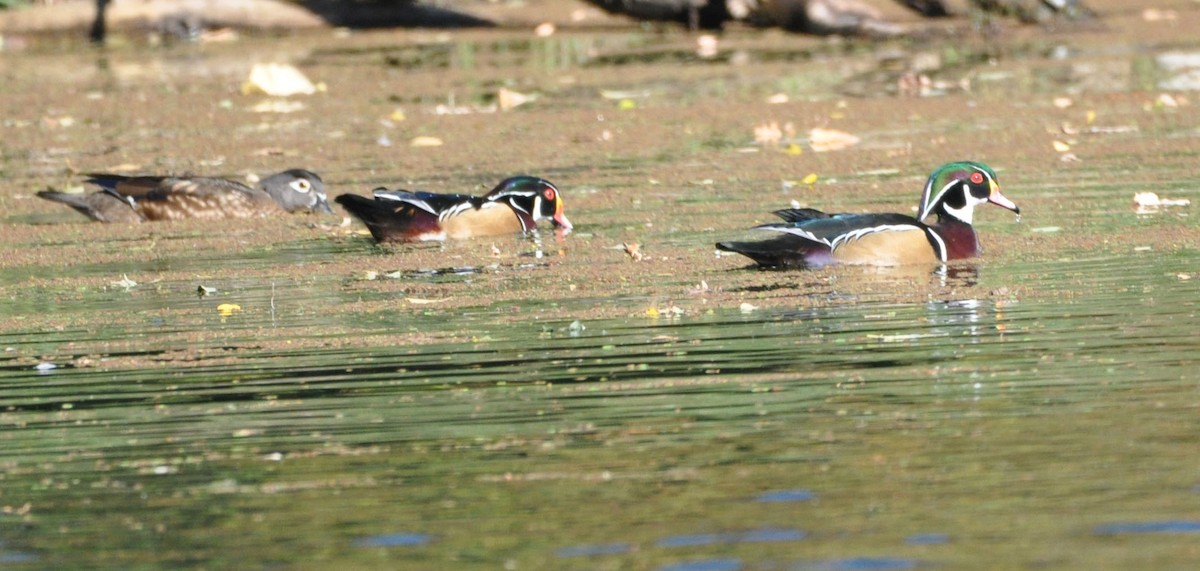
[36,169,330,223]
[716,161,1019,268]
[335,176,573,243]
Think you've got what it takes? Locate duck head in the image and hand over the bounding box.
[262,169,332,214]
[486,176,573,231]
[917,161,1019,225]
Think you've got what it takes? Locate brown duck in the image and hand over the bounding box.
[36,169,330,223]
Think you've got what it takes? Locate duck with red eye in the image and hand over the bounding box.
[336,176,573,243]
[716,161,1020,268]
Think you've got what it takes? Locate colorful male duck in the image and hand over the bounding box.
[36,169,330,223]
[716,161,1019,268]
[335,176,572,243]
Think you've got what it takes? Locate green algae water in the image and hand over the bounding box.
[2,4,1200,568]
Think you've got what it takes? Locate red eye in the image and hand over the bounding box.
[969,172,985,185]
[543,188,556,201]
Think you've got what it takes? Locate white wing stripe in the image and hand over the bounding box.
[374,192,440,215]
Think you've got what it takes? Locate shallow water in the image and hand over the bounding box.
[2,1,1200,569]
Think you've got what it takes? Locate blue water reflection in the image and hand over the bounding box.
[790,557,919,570]
[1094,521,1200,535]
[756,489,816,503]
[353,532,433,547]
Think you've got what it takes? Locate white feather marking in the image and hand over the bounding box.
[924,228,948,262]
[374,192,439,215]
[829,224,922,250]
[438,201,477,221]
[761,225,831,246]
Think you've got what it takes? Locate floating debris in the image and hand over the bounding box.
[809,127,859,152]
[498,88,536,111]
[34,362,58,372]
[241,63,317,97]
[410,136,444,147]
[111,274,137,290]
[1134,191,1190,213]
[217,303,242,317]
[622,242,644,261]
[407,298,450,305]
[196,285,217,297]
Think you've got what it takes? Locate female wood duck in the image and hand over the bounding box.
[335,176,573,243]
[716,161,1020,268]
[36,169,330,223]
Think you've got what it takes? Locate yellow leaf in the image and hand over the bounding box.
[618,99,637,110]
[1052,140,1071,152]
[785,143,803,155]
[645,307,660,318]
[217,304,242,316]
[801,173,819,185]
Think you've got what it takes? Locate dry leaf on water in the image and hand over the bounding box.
[241,63,316,97]
[809,128,859,152]
[622,242,644,261]
[498,88,536,111]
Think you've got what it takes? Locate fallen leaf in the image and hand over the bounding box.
[809,127,859,152]
[407,298,450,305]
[1052,140,1071,152]
[410,136,444,147]
[622,242,644,261]
[241,63,316,97]
[217,303,242,316]
[498,88,536,111]
[754,121,782,145]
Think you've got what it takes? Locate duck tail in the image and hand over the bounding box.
[716,234,825,269]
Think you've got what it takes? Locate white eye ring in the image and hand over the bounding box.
[291,179,312,193]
